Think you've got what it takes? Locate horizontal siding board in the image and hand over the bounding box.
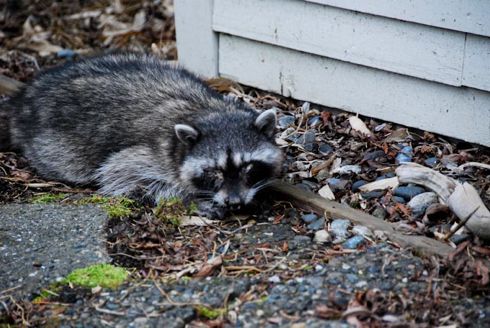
[213,0,465,86]
[219,35,490,146]
[307,0,490,37]
[462,35,490,92]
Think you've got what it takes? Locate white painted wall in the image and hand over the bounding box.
[214,0,466,87]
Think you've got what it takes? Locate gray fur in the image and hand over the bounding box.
[5,53,283,217]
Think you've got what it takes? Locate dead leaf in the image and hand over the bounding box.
[383,128,410,143]
[194,256,223,278]
[180,216,217,227]
[318,184,335,200]
[348,116,372,137]
[315,304,342,319]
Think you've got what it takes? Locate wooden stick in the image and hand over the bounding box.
[0,74,24,96]
[270,180,453,258]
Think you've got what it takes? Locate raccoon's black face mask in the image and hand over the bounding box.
[175,109,283,209]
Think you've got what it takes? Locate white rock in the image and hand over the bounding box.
[352,225,372,237]
[332,164,362,175]
[314,230,332,244]
[407,192,438,217]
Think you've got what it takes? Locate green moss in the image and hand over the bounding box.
[32,285,61,304]
[64,264,129,289]
[31,193,68,204]
[302,264,314,271]
[78,195,135,218]
[154,197,198,226]
[259,295,269,303]
[196,305,225,320]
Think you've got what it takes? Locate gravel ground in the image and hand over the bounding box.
[0,204,110,299]
[21,244,487,327]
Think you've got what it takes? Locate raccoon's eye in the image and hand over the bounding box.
[193,170,224,191]
[244,162,273,186]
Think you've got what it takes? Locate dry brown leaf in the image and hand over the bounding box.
[315,304,342,319]
[194,256,223,278]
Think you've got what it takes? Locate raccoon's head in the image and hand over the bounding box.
[175,108,283,210]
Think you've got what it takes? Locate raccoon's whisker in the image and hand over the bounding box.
[252,179,276,192]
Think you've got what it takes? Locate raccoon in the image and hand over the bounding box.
[4,53,283,218]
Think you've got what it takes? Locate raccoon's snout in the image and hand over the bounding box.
[224,194,242,210]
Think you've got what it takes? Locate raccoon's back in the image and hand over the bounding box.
[9,53,217,167]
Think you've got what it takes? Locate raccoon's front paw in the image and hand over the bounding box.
[196,201,227,220]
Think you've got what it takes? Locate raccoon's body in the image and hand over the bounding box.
[6,53,283,217]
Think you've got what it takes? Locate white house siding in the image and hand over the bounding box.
[174,0,490,146]
[306,0,490,37]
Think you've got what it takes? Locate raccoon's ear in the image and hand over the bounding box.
[175,124,199,145]
[254,109,276,138]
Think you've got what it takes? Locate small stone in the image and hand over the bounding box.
[450,234,470,245]
[327,178,349,192]
[302,130,316,144]
[301,180,319,190]
[345,273,359,283]
[343,235,366,249]
[318,143,333,155]
[372,205,386,219]
[307,218,325,231]
[314,230,331,244]
[290,235,312,249]
[363,150,386,161]
[352,180,367,192]
[296,183,313,192]
[361,190,384,200]
[278,115,295,129]
[392,196,406,204]
[376,172,395,180]
[352,225,372,237]
[424,157,438,167]
[355,280,368,288]
[396,153,412,164]
[332,165,362,175]
[394,186,425,201]
[307,116,322,128]
[303,143,317,153]
[396,146,413,164]
[331,219,351,242]
[301,213,318,223]
[268,275,281,283]
[286,132,302,143]
[407,192,438,217]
